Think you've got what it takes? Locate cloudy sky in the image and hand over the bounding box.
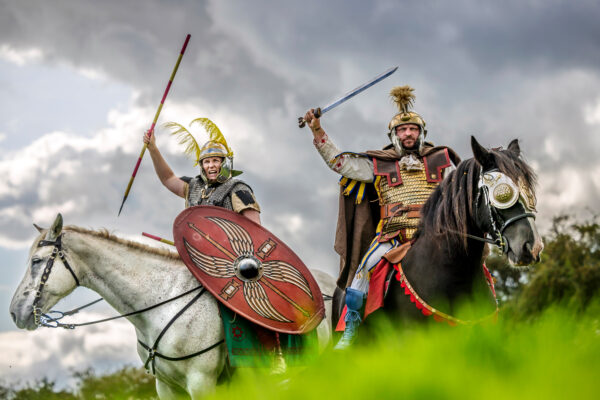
[1,0,600,388]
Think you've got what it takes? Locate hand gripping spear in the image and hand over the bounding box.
[298,66,398,128]
[118,34,191,216]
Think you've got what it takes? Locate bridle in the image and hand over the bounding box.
[32,234,79,327]
[30,232,223,374]
[477,184,536,253]
[447,170,536,253]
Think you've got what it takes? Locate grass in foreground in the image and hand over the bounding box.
[1,303,598,399]
[210,302,600,400]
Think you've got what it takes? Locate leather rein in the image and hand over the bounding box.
[445,184,536,253]
[33,234,223,374]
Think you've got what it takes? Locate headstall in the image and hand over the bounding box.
[32,234,79,327]
[447,169,536,253]
[30,233,223,374]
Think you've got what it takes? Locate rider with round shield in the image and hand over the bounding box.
[144,119,288,372]
[303,86,460,349]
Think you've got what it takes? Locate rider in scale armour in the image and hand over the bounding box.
[303,86,460,349]
[143,118,260,223]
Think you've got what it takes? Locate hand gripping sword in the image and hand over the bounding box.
[298,66,398,128]
[118,34,191,216]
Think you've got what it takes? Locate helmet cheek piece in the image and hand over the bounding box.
[198,141,232,184]
[387,111,427,154]
[216,157,233,183]
[388,124,425,155]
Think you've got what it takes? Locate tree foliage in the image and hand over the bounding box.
[488,214,600,318]
[0,367,156,400]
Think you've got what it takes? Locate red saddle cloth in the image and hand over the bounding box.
[336,242,411,331]
[336,242,497,330]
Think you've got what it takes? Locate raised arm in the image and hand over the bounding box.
[303,109,374,182]
[143,130,187,198]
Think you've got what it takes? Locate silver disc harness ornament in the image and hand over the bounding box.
[477,170,537,252]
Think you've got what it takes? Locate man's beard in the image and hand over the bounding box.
[391,134,421,156]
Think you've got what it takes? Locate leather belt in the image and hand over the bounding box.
[380,203,422,219]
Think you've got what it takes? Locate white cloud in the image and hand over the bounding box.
[584,98,600,125]
[0,44,43,66]
[2,0,600,388]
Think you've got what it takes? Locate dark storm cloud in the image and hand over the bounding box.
[0,0,599,260]
[1,0,600,385]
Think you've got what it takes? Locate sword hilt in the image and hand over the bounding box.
[297,107,321,128]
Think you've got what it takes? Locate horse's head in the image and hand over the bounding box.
[471,136,543,266]
[10,214,79,330]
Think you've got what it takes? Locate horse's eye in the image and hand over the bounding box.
[31,257,42,265]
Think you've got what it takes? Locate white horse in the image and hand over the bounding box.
[10,214,335,399]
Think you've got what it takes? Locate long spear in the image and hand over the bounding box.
[118,34,191,216]
[142,232,175,246]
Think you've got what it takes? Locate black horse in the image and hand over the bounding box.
[333,136,543,327]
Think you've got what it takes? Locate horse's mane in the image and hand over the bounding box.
[417,146,537,249]
[63,225,181,260]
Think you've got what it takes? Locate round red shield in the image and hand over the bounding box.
[173,206,325,334]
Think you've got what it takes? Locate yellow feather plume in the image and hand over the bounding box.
[390,85,415,114]
[163,117,233,166]
[163,121,202,166]
[191,118,234,158]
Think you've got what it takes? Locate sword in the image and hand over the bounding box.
[298,66,398,128]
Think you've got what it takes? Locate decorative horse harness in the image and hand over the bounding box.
[447,169,537,252]
[32,233,223,374]
[395,169,537,324]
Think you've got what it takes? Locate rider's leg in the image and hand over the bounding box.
[334,238,394,350]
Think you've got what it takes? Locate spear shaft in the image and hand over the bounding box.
[118,34,191,216]
[142,232,175,246]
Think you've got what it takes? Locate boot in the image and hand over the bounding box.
[333,288,365,350]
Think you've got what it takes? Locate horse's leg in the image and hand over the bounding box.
[186,372,218,400]
[309,269,337,349]
[156,378,189,400]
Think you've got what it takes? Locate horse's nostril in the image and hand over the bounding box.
[10,312,16,323]
[524,242,533,255]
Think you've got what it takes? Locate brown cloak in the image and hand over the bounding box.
[333,143,461,288]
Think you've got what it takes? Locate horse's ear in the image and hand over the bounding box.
[507,139,521,157]
[33,223,44,233]
[471,136,496,171]
[46,213,63,242]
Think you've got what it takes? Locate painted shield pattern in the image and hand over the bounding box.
[173,205,325,334]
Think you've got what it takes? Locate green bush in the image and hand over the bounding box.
[488,214,600,318]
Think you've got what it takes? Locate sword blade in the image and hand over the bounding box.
[298,66,398,127]
[321,66,398,115]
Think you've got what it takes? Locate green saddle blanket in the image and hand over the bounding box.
[219,304,318,367]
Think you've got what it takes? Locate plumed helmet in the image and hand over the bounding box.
[388,86,427,136]
[164,117,240,183]
[199,141,229,161]
[387,86,427,154]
